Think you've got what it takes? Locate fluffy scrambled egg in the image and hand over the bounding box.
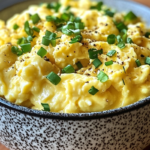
[0,0,150,113]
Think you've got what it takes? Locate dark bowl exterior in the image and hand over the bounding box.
[0,0,150,149]
[0,98,150,150]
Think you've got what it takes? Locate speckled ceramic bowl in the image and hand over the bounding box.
[0,0,150,150]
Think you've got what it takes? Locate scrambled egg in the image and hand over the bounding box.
[0,0,150,113]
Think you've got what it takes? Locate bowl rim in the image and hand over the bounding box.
[1,97,150,120]
[0,0,150,120]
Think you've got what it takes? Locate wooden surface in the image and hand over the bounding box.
[0,0,150,150]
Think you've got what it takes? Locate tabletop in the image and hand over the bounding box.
[0,0,150,150]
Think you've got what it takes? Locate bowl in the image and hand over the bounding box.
[0,0,150,150]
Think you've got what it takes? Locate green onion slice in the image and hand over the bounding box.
[50,40,56,47]
[24,21,33,36]
[17,37,28,45]
[107,50,116,57]
[89,86,99,95]
[64,5,71,11]
[47,2,61,12]
[75,22,85,30]
[145,57,150,65]
[69,35,82,44]
[46,72,61,85]
[45,30,52,37]
[120,29,127,43]
[93,58,102,68]
[88,48,98,59]
[13,24,19,30]
[33,27,40,33]
[41,103,50,112]
[124,11,137,21]
[127,37,133,44]
[117,41,126,49]
[135,59,141,67]
[105,60,113,66]
[76,61,83,69]
[97,71,109,83]
[42,36,50,46]
[11,46,23,56]
[90,2,103,11]
[62,65,75,73]
[27,35,33,42]
[31,14,41,24]
[115,22,127,32]
[97,49,103,55]
[107,34,116,44]
[37,47,47,58]
[20,43,32,53]
[105,9,115,17]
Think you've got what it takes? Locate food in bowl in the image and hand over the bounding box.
[0,0,150,113]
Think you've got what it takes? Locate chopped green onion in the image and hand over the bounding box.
[33,27,40,33]
[116,35,123,43]
[107,34,116,44]
[17,37,28,45]
[62,28,73,36]
[135,59,141,67]
[107,50,116,57]
[69,35,82,44]
[74,17,81,22]
[46,16,54,22]
[75,22,85,30]
[127,37,133,44]
[31,14,41,24]
[20,43,32,53]
[37,47,47,58]
[105,60,113,66]
[27,35,33,42]
[64,5,71,11]
[115,22,127,32]
[11,46,23,56]
[120,29,127,43]
[62,65,75,73]
[13,24,19,30]
[124,11,137,21]
[117,41,126,49]
[46,72,61,85]
[145,57,150,65]
[24,21,33,36]
[122,79,125,85]
[123,66,126,73]
[97,49,103,55]
[49,33,57,40]
[42,36,50,46]
[88,86,99,95]
[97,71,109,83]
[69,29,81,35]
[41,103,50,112]
[88,48,98,59]
[61,13,70,21]
[76,61,83,69]
[50,40,56,47]
[46,16,63,26]
[90,2,103,11]
[47,2,61,12]
[105,9,115,17]
[93,58,102,68]
[145,32,150,38]
[45,30,52,37]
